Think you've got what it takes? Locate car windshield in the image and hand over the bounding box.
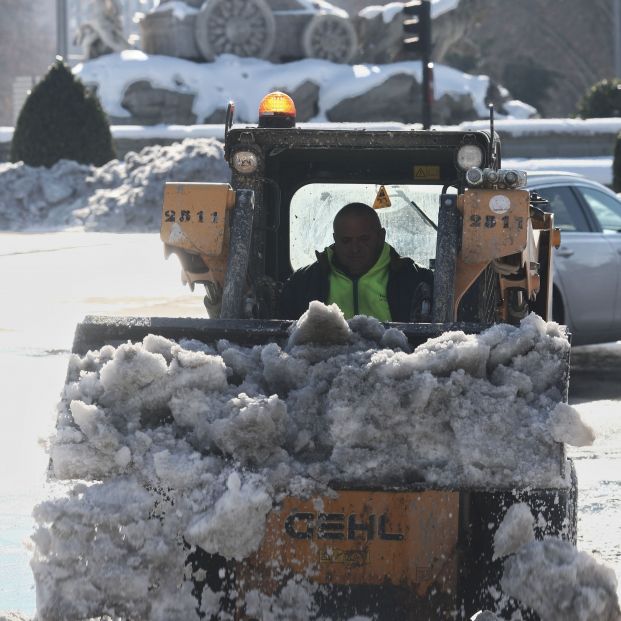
[289,183,449,270]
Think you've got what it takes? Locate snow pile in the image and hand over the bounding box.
[494,504,621,621]
[76,51,535,123]
[0,159,92,230]
[0,138,228,232]
[33,304,590,619]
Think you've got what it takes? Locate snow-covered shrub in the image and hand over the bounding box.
[10,58,115,168]
[576,78,621,119]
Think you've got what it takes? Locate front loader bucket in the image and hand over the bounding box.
[71,315,497,356]
[59,312,573,620]
[71,316,292,355]
[71,315,571,405]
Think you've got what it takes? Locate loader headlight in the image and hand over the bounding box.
[465,167,484,186]
[232,150,258,174]
[456,145,484,170]
[499,169,527,188]
[465,167,528,189]
[484,168,499,185]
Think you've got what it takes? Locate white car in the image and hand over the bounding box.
[528,171,621,346]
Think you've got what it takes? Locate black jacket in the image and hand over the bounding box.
[279,245,433,322]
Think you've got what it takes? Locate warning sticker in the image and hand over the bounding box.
[414,166,441,180]
[372,185,392,210]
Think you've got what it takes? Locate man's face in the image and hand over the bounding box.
[333,214,386,277]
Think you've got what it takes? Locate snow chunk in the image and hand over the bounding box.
[186,472,272,561]
[244,577,319,620]
[501,538,621,621]
[287,301,352,347]
[99,342,169,399]
[549,402,596,447]
[493,502,535,560]
[209,393,288,466]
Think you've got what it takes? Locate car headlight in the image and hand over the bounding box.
[232,150,258,174]
[456,145,484,170]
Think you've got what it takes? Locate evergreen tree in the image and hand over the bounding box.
[576,79,621,119]
[10,58,115,167]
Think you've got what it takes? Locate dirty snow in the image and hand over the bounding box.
[31,302,593,619]
[495,504,621,621]
[0,138,228,231]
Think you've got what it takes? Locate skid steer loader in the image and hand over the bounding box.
[68,92,575,620]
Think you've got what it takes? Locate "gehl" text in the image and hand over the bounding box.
[284,512,404,542]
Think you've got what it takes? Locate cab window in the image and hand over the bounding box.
[289,183,445,270]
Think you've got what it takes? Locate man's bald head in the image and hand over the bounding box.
[332,202,386,277]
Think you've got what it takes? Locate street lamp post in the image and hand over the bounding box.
[615,0,621,77]
[56,0,68,60]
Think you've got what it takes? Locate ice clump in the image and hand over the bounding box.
[34,305,594,619]
[502,539,621,620]
[493,502,535,560]
[494,503,621,621]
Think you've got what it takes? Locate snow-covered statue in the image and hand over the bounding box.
[75,0,131,60]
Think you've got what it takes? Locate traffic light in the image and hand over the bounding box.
[403,0,433,128]
[403,0,431,58]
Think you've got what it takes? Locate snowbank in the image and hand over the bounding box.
[32,304,590,619]
[0,138,228,231]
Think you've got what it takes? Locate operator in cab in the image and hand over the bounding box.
[279,202,433,322]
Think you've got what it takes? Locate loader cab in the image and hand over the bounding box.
[224,123,496,287]
[161,92,557,327]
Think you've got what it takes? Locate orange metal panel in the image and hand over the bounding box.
[461,188,529,264]
[240,490,459,598]
[161,182,235,257]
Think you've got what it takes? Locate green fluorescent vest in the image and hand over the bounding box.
[326,243,392,321]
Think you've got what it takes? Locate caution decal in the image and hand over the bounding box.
[414,165,440,180]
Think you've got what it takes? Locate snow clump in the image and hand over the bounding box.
[495,503,621,621]
[492,502,535,560]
